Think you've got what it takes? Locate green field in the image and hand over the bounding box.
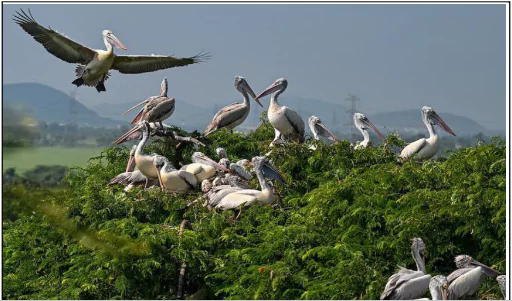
[3,147,104,173]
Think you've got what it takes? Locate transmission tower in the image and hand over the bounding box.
[344,93,360,142]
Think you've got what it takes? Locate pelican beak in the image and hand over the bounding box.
[109,33,127,50]
[441,285,448,300]
[317,121,340,141]
[262,161,287,184]
[200,156,229,172]
[431,112,456,137]
[155,165,165,191]
[121,99,150,116]
[125,153,136,172]
[114,123,143,144]
[471,259,500,277]
[255,82,280,101]
[244,81,263,108]
[363,119,386,141]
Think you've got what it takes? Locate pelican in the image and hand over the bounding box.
[204,76,262,136]
[400,106,456,160]
[496,275,506,299]
[308,115,339,142]
[446,255,500,299]
[428,275,449,300]
[380,238,431,300]
[215,156,286,211]
[180,152,229,182]
[353,113,386,149]
[120,78,175,128]
[255,78,305,143]
[114,122,163,144]
[216,147,228,160]
[153,155,197,192]
[107,146,158,191]
[14,9,208,92]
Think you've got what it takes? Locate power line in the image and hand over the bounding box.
[344,93,360,142]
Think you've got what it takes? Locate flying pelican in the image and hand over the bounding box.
[308,115,339,142]
[153,155,197,192]
[215,156,286,212]
[180,152,229,182]
[107,145,158,191]
[400,106,456,160]
[120,77,175,128]
[255,78,305,143]
[380,238,431,300]
[13,9,209,92]
[353,113,386,149]
[496,275,506,299]
[446,255,500,299]
[204,76,262,136]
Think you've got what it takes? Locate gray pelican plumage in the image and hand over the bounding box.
[446,255,500,300]
[180,152,229,182]
[121,78,175,128]
[204,76,262,136]
[215,156,286,211]
[415,276,449,300]
[400,106,456,160]
[255,78,305,143]
[13,9,208,92]
[153,155,197,192]
[107,145,158,191]
[215,147,228,160]
[353,113,386,149]
[380,238,431,300]
[308,115,339,142]
[496,275,506,299]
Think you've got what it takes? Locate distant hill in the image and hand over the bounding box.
[368,109,502,137]
[3,83,122,128]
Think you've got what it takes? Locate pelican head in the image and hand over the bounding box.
[411,237,426,262]
[215,147,228,159]
[251,156,286,184]
[191,152,229,172]
[255,78,288,100]
[429,275,449,300]
[125,145,137,172]
[102,30,127,50]
[354,113,386,141]
[152,155,171,189]
[497,275,506,297]
[422,106,456,136]
[201,179,213,193]
[454,255,500,277]
[219,158,231,169]
[309,115,339,141]
[236,159,251,168]
[234,76,262,107]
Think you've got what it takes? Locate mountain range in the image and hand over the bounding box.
[3,83,503,137]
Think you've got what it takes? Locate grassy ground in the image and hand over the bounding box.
[3,147,104,173]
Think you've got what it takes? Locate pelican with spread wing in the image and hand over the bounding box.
[13,9,209,92]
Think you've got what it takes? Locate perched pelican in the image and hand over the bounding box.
[114,122,163,144]
[14,9,208,92]
[308,115,339,142]
[400,106,456,160]
[353,113,386,149]
[380,238,431,300]
[180,152,229,182]
[215,156,286,211]
[120,78,175,128]
[255,78,305,143]
[204,76,262,136]
[107,146,158,191]
[215,147,228,160]
[446,255,500,299]
[153,155,197,192]
[428,275,449,300]
[496,275,506,299]
[213,160,252,189]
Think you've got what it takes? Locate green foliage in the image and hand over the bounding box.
[2,122,505,300]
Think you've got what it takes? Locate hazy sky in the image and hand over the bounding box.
[3,4,506,130]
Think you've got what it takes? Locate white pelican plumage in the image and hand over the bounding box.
[107,145,158,191]
[353,113,386,149]
[400,106,456,160]
[215,156,286,211]
[14,9,208,92]
[153,155,197,192]
[204,76,262,136]
[180,152,229,182]
[256,78,305,143]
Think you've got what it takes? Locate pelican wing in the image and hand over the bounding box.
[207,185,244,206]
[283,106,305,137]
[13,9,96,64]
[400,138,427,159]
[448,268,485,299]
[112,52,209,74]
[229,163,251,181]
[133,97,175,124]
[108,172,133,186]
[380,268,422,299]
[204,103,246,136]
[447,267,474,284]
[216,189,260,210]
[178,170,197,189]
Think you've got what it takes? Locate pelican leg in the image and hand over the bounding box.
[159,121,164,129]
[96,74,107,92]
[234,207,243,220]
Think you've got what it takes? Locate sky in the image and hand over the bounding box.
[2,4,507,130]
